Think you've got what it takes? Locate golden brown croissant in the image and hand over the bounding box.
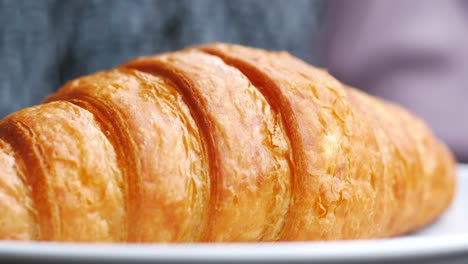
[0,43,456,242]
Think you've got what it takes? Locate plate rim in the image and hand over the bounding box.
[1,234,468,263]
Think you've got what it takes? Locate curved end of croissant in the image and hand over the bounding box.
[0,139,36,240]
[441,142,458,210]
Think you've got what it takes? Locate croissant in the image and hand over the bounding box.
[0,43,456,242]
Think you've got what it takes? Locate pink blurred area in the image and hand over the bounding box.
[320,0,468,162]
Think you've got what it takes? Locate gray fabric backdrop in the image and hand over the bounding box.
[0,0,326,118]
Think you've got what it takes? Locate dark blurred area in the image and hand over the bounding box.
[0,0,466,161]
[0,0,325,117]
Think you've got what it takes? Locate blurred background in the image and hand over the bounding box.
[0,0,466,161]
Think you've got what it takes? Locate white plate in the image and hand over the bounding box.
[1,164,467,264]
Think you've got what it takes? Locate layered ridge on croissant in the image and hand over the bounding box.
[0,43,456,242]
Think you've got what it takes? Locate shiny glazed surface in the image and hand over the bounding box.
[0,43,456,242]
